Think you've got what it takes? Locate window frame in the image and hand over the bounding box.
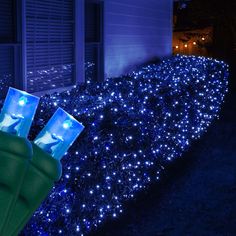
[4,0,104,96]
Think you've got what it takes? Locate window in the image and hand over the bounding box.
[26,0,75,93]
[0,0,104,96]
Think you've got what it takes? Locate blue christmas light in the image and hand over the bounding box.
[0,87,39,137]
[17,55,228,236]
[34,108,84,160]
[18,96,28,106]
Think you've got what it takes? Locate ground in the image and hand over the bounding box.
[89,63,236,236]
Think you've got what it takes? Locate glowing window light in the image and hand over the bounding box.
[0,87,39,137]
[201,37,205,41]
[175,45,179,49]
[193,42,197,45]
[184,44,188,48]
[34,108,84,160]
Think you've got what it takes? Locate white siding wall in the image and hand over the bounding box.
[104,0,173,77]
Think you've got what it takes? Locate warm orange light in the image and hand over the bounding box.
[175,45,179,49]
[193,41,197,45]
[201,37,205,41]
[184,44,188,48]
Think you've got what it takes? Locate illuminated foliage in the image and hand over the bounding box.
[22,55,228,236]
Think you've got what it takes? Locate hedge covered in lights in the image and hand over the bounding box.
[21,55,229,235]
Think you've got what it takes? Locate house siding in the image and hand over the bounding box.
[104,0,173,77]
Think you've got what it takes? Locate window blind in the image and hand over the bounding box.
[26,0,75,92]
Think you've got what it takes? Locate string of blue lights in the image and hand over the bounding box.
[20,55,228,236]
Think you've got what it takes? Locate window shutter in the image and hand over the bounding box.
[85,1,103,82]
[0,0,15,97]
[0,0,14,43]
[26,0,75,93]
[85,45,98,81]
